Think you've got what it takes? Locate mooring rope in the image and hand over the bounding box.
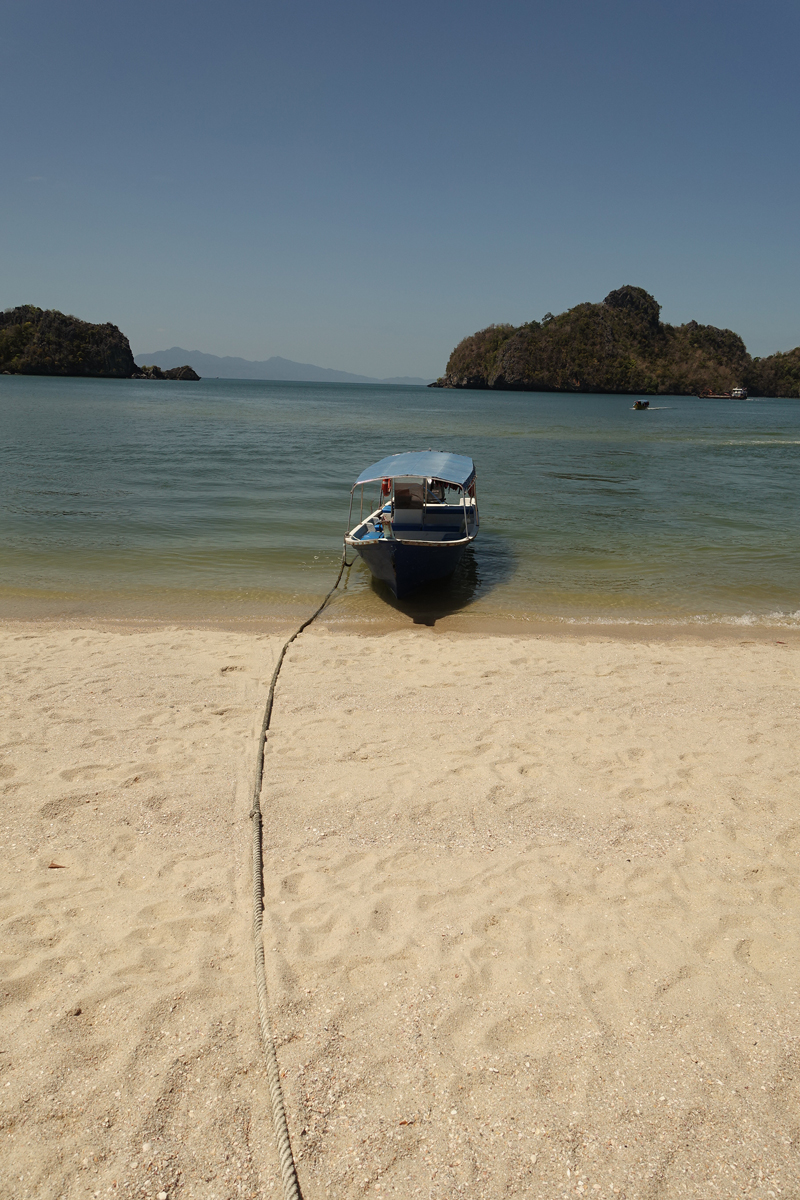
[250,547,354,1200]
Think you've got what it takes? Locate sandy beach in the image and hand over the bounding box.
[2,621,799,1200]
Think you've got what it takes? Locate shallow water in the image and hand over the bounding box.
[1,376,798,627]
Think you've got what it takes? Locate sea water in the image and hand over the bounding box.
[1,376,798,628]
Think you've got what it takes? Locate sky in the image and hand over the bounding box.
[2,0,799,378]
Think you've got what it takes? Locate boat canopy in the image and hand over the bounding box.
[353,451,475,490]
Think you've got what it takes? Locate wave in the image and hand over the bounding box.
[549,610,800,628]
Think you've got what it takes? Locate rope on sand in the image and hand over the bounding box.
[250,549,353,1200]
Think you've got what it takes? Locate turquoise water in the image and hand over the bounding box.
[1,376,798,627]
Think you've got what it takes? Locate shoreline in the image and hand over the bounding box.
[2,622,799,1198]
[1,609,799,643]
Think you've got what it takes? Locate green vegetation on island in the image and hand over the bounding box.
[0,306,199,380]
[1,305,136,377]
[431,287,800,397]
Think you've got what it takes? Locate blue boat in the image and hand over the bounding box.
[345,451,479,599]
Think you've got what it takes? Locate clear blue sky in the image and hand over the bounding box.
[3,0,799,377]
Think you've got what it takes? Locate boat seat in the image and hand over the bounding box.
[423,517,462,525]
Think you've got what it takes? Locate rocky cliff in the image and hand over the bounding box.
[432,287,800,397]
[0,306,200,381]
[0,305,137,377]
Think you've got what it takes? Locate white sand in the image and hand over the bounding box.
[1,623,799,1200]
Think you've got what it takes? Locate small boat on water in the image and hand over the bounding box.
[697,387,748,399]
[345,451,479,599]
[632,400,650,410]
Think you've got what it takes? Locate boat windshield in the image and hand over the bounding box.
[394,479,425,509]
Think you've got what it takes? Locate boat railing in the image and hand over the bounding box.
[345,497,477,548]
[345,475,478,547]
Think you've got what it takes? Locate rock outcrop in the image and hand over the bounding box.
[431,287,800,397]
[0,305,137,377]
[132,364,201,381]
[0,306,201,380]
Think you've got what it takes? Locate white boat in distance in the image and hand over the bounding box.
[345,451,479,599]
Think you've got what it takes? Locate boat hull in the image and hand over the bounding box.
[354,539,467,599]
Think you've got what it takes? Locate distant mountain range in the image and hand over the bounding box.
[134,347,432,386]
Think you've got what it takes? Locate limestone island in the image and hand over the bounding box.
[0,306,199,380]
[431,286,800,397]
